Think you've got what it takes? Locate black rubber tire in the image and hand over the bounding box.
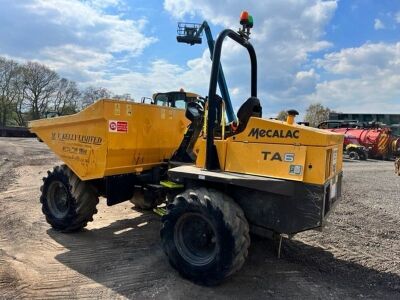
[40,165,99,232]
[359,151,368,160]
[160,187,250,285]
[129,187,160,210]
[348,150,359,160]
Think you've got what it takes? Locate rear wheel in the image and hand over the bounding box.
[40,165,99,232]
[359,151,368,160]
[160,187,250,285]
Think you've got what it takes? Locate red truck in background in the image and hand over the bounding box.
[318,121,400,159]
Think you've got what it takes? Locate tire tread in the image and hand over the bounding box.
[40,164,98,232]
[161,187,250,284]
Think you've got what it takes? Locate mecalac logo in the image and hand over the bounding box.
[248,128,300,139]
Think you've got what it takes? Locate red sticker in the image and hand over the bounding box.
[109,120,128,132]
[117,121,128,132]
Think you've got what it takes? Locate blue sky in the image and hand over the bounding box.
[0,0,399,117]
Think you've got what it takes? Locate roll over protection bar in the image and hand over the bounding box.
[205,29,258,170]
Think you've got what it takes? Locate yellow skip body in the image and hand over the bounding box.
[29,99,189,180]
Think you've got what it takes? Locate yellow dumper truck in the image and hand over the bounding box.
[30,12,343,285]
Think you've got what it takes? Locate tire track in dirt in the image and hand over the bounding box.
[283,174,400,293]
[41,212,171,298]
[0,153,171,298]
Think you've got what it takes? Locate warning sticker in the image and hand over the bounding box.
[109,120,128,133]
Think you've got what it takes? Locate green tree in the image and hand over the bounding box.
[81,86,112,108]
[21,61,59,121]
[0,55,114,126]
[0,58,20,126]
[53,78,80,115]
[276,110,288,121]
[304,103,331,127]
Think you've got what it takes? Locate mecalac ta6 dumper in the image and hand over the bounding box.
[30,11,344,286]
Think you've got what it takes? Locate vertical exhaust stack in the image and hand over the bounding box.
[286,109,299,125]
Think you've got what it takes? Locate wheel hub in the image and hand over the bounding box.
[47,181,70,219]
[174,212,218,267]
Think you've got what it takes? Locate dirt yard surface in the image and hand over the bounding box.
[1,137,399,299]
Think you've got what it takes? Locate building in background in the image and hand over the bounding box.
[329,113,400,136]
[329,113,400,125]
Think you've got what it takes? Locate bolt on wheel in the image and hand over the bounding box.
[174,212,219,267]
[46,181,70,219]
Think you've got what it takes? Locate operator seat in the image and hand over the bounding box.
[236,97,262,133]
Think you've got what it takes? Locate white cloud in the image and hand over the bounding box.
[93,56,211,100]
[0,0,167,97]
[162,1,400,116]
[3,0,398,117]
[308,42,400,112]
[374,18,385,30]
[23,0,156,55]
[40,44,113,81]
[0,0,211,101]
[41,45,112,69]
[231,88,240,96]
[86,0,125,10]
[316,42,400,75]
[164,0,337,110]
[308,76,400,113]
[1,0,339,111]
[293,69,319,93]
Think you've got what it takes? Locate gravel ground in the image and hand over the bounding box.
[0,138,399,299]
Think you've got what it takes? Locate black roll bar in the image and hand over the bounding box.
[205,29,257,170]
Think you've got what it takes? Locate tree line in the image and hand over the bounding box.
[0,56,131,127]
[1,55,333,128]
[276,103,333,127]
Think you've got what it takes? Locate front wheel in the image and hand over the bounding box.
[40,165,99,232]
[348,150,359,160]
[160,187,250,285]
